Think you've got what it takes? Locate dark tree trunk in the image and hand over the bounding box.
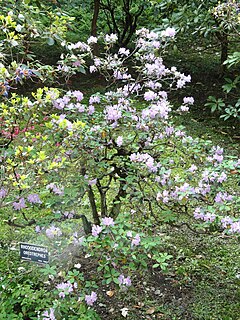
[220,34,228,65]
[91,0,100,55]
[215,30,229,75]
[88,185,100,225]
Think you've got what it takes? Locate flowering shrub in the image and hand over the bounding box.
[0,12,240,317]
[0,26,239,235]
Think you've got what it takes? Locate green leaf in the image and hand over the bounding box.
[47,37,55,46]
[106,278,112,284]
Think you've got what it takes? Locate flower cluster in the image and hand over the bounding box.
[85,291,97,306]
[12,193,42,210]
[194,208,240,234]
[118,274,132,287]
[56,281,77,298]
[46,183,64,196]
[46,226,62,239]
[42,308,56,320]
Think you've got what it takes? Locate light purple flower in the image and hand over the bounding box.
[63,211,75,219]
[46,226,62,239]
[42,308,56,320]
[35,225,41,233]
[87,36,98,44]
[105,33,118,44]
[27,193,42,204]
[89,96,100,104]
[183,97,194,105]
[131,234,140,246]
[106,106,122,121]
[88,105,95,115]
[193,207,205,220]
[118,274,132,287]
[76,104,85,112]
[179,105,189,112]
[165,126,174,136]
[162,27,176,37]
[73,60,81,67]
[102,217,115,227]
[85,291,97,306]
[88,178,97,186]
[144,90,157,101]
[13,198,26,210]
[116,136,123,147]
[0,188,7,198]
[203,212,216,223]
[217,172,227,183]
[118,47,130,56]
[215,192,233,203]
[213,154,223,163]
[56,281,75,298]
[90,65,97,73]
[47,183,64,196]
[221,216,233,228]
[188,165,197,173]
[126,231,132,237]
[92,224,102,237]
[72,90,84,101]
[229,221,240,233]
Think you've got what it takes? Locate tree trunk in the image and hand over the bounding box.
[88,186,100,225]
[215,31,228,75]
[220,34,228,74]
[91,0,100,55]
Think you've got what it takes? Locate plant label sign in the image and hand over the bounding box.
[20,243,49,264]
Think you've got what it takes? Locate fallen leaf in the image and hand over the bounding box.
[230,170,238,174]
[146,307,155,314]
[133,302,144,309]
[106,290,115,297]
[121,307,129,317]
